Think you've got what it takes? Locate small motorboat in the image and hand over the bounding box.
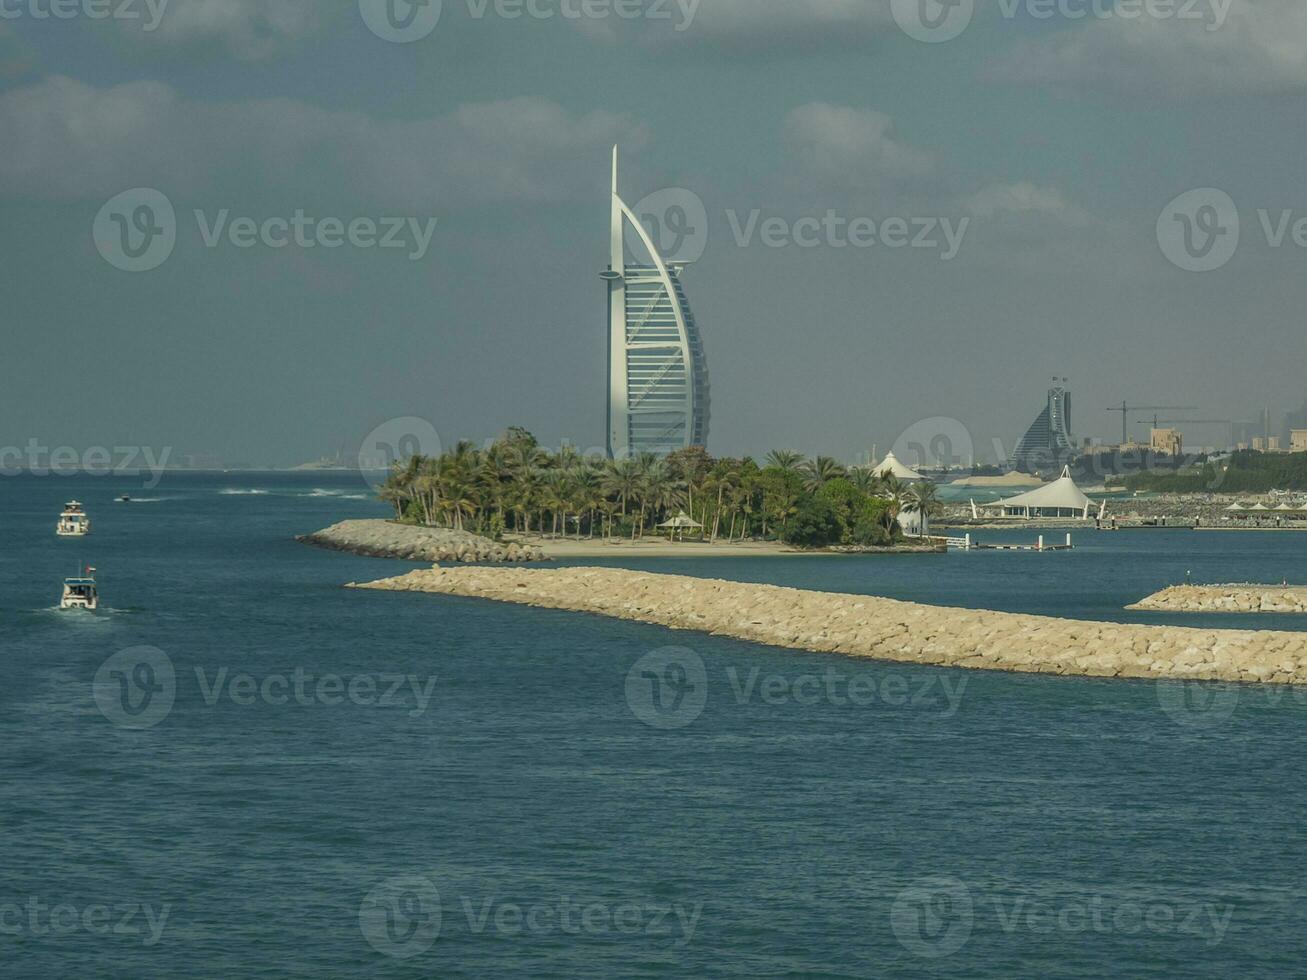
[56,501,91,537]
[60,567,99,611]
[119,494,132,504]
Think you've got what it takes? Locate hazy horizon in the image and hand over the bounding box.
[6,0,1307,468]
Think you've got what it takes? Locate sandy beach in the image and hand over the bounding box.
[520,536,940,559]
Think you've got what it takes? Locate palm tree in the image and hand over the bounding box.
[602,458,641,517]
[642,460,684,534]
[848,467,879,495]
[801,455,847,492]
[540,469,572,537]
[707,459,740,542]
[573,465,604,539]
[901,482,942,537]
[765,450,803,474]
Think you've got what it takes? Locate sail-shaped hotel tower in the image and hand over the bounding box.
[604,147,710,459]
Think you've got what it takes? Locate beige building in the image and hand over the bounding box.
[1292,430,1307,453]
[1150,428,1183,457]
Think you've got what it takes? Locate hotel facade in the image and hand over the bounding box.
[604,147,710,459]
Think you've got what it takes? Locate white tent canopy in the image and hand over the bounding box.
[986,466,1095,518]
[873,451,925,482]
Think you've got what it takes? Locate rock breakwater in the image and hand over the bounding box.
[1130,585,1307,614]
[300,520,546,564]
[350,566,1307,685]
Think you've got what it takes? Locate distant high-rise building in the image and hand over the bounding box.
[604,147,710,459]
[1012,382,1075,473]
[1283,401,1307,452]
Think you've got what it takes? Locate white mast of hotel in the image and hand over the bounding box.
[606,145,630,459]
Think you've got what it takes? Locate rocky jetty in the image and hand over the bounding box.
[350,566,1307,686]
[299,520,546,564]
[1129,585,1307,614]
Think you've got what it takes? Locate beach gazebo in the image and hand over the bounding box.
[983,466,1097,520]
[657,511,703,541]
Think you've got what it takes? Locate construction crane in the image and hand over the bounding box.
[1107,403,1197,445]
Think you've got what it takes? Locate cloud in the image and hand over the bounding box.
[111,0,330,61]
[581,0,895,54]
[0,76,648,207]
[962,182,1091,224]
[783,103,934,195]
[987,0,1307,97]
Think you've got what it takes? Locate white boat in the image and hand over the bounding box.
[60,567,99,611]
[56,501,91,537]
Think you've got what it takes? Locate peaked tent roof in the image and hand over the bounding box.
[658,511,703,529]
[993,466,1093,512]
[873,451,925,481]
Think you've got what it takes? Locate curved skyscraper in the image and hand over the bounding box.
[1013,382,1074,473]
[604,147,710,459]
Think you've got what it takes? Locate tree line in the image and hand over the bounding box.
[378,428,943,548]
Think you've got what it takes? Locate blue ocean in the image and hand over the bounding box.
[3,472,1306,978]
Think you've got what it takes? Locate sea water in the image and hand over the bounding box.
[2,472,1305,977]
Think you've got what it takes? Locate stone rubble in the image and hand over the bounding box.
[299,520,546,564]
[1129,585,1307,615]
[350,566,1307,686]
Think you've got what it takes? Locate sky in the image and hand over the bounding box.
[3,0,1307,467]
